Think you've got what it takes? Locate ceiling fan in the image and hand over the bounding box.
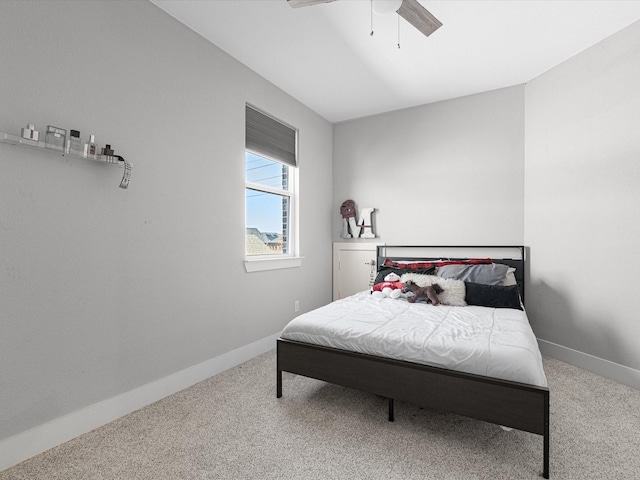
[287,0,442,38]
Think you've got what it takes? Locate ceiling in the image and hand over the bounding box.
[151,0,640,123]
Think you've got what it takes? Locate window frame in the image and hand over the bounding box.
[244,105,303,272]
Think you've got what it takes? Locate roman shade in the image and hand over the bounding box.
[246,105,298,167]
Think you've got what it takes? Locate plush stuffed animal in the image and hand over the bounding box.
[371,272,404,299]
[340,199,359,238]
[402,280,443,305]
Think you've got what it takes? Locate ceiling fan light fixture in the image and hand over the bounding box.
[288,0,442,39]
[372,0,402,15]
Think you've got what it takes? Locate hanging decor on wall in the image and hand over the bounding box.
[340,199,376,239]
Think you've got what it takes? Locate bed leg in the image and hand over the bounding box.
[543,391,550,478]
[388,398,394,422]
[543,430,549,478]
[277,369,282,398]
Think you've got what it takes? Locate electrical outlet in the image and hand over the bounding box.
[294,300,300,312]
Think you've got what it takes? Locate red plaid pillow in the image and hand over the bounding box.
[382,258,492,270]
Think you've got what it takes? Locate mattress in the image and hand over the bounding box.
[280,291,547,387]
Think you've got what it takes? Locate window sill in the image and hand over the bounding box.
[244,256,304,273]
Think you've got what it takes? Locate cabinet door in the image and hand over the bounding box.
[333,243,377,300]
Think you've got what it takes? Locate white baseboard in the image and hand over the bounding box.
[538,339,640,391]
[0,332,280,472]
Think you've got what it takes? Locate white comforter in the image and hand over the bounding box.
[281,291,547,387]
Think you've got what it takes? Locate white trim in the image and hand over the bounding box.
[245,181,291,198]
[0,333,281,472]
[538,339,640,391]
[244,256,304,272]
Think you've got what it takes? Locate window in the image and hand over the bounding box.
[245,105,299,263]
[245,153,291,255]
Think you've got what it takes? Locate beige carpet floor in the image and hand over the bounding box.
[2,351,639,479]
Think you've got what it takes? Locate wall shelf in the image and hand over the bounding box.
[1,131,132,189]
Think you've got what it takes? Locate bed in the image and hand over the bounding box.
[276,246,550,479]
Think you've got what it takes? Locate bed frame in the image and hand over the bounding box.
[276,246,550,479]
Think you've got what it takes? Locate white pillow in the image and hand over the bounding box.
[400,274,466,306]
[502,268,517,286]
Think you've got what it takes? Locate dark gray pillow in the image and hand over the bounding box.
[464,282,522,310]
[437,263,509,285]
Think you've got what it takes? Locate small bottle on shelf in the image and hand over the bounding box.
[45,126,66,152]
[66,130,82,154]
[21,124,39,142]
[101,144,114,156]
[84,134,97,159]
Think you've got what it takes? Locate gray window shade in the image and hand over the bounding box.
[246,105,297,167]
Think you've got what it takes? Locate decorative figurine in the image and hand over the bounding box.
[340,200,376,239]
[340,199,359,238]
[358,207,376,238]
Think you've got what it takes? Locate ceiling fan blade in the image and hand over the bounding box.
[287,0,338,8]
[397,0,442,37]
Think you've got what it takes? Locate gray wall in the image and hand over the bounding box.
[0,0,333,443]
[333,20,640,387]
[525,20,640,374]
[333,85,525,245]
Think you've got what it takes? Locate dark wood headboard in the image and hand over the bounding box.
[376,245,526,305]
